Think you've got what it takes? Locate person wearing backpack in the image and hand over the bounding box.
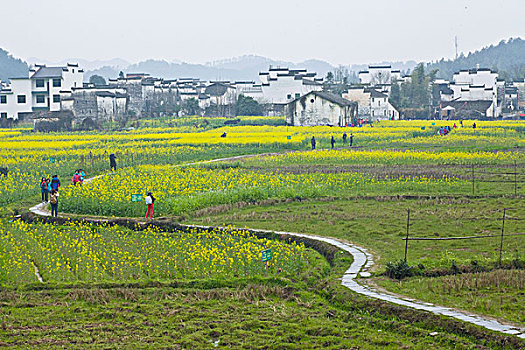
[40,177,49,203]
[145,192,155,219]
[49,190,59,217]
[50,175,61,191]
[72,171,80,186]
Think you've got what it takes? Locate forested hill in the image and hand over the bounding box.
[0,48,28,81]
[428,37,525,81]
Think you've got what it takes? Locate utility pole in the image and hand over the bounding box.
[404,209,410,262]
[499,208,506,266]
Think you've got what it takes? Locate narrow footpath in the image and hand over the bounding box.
[28,154,525,340]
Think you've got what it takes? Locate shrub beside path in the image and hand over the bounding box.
[27,154,525,340]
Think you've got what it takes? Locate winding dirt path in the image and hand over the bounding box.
[28,154,525,339]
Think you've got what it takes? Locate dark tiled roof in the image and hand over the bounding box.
[96,91,116,98]
[302,79,322,86]
[367,89,387,98]
[31,67,65,79]
[290,91,355,107]
[442,100,493,113]
[205,82,234,97]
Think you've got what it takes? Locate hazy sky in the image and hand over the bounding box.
[1,0,524,65]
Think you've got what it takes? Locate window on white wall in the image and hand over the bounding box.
[53,95,60,103]
[36,79,45,88]
[1,112,7,118]
[17,95,26,104]
[36,95,45,104]
[0,96,6,104]
[53,79,61,87]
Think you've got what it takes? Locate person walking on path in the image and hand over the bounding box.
[331,136,335,149]
[311,136,316,150]
[342,132,347,144]
[46,178,52,194]
[145,192,155,219]
[49,190,59,217]
[349,133,354,147]
[50,175,60,192]
[40,177,49,203]
[109,153,117,172]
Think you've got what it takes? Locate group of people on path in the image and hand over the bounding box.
[72,169,85,186]
[311,132,353,150]
[40,175,61,217]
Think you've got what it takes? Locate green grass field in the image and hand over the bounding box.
[186,196,525,327]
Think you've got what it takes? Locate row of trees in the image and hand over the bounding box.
[149,94,264,117]
[389,63,438,118]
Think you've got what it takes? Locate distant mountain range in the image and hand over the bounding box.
[85,56,417,83]
[1,37,523,83]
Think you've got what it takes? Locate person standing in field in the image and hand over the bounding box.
[342,132,347,144]
[72,171,80,185]
[49,190,59,217]
[40,177,49,203]
[145,192,155,219]
[50,175,60,192]
[79,169,85,186]
[331,136,335,149]
[109,153,117,171]
[349,133,354,147]
[311,136,316,150]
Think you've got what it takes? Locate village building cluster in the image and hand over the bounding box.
[434,67,520,118]
[0,61,522,129]
[0,64,327,127]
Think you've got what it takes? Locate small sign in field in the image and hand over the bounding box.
[131,194,143,202]
[261,248,272,262]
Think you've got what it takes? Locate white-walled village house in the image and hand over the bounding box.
[343,87,399,121]
[0,63,83,120]
[285,91,357,127]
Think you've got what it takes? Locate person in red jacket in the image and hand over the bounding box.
[40,177,49,203]
[145,192,155,219]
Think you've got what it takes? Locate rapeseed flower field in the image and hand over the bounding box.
[60,164,466,217]
[0,119,523,208]
[0,219,306,285]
